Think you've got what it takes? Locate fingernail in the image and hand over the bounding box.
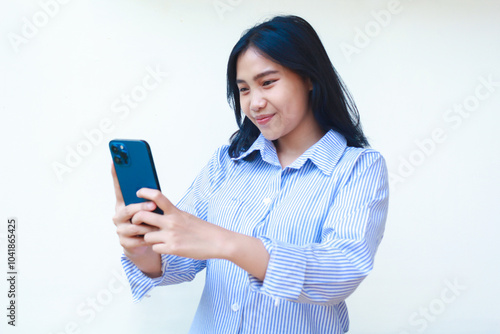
[147,202,154,209]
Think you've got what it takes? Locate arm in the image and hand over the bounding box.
[134,189,270,280]
[128,145,270,281]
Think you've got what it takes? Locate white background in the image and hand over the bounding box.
[1,0,499,333]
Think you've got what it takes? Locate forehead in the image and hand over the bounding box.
[236,47,283,79]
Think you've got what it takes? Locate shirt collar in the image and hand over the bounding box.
[232,134,281,167]
[232,130,347,175]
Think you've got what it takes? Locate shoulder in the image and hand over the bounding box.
[186,145,233,196]
[342,147,385,164]
[336,146,387,179]
[200,144,234,183]
[208,144,232,168]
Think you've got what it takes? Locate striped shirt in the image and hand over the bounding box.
[122,129,389,333]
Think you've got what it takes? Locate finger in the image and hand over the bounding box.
[130,209,164,228]
[136,188,176,214]
[113,201,157,225]
[151,243,169,254]
[119,235,150,249]
[111,162,124,205]
[144,230,170,246]
[117,221,158,238]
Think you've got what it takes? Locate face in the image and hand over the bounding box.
[236,47,321,146]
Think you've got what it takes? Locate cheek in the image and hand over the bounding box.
[285,91,310,118]
[242,110,251,120]
[280,101,309,126]
[278,85,308,111]
[240,101,251,117]
[238,96,249,114]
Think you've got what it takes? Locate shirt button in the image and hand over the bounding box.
[263,197,272,205]
[231,303,240,312]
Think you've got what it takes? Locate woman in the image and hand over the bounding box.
[112,15,389,334]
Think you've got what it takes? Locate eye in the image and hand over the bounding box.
[262,79,277,87]
[238,87,249,93]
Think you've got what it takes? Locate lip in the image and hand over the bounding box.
[255,114,274,125]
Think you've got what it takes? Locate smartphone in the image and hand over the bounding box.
[109,139,163,214]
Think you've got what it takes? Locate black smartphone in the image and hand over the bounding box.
[109,139,163,214]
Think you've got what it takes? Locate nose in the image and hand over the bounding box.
[250,91,266,112]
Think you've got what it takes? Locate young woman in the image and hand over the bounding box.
[112,15,389,334]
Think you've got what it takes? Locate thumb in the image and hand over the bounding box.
[136,188,175,214]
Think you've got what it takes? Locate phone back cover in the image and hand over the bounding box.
[110,139,161,206]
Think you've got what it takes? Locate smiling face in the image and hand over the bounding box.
[236,47,324,150]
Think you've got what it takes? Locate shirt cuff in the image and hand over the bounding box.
[121,253,167,303]
[248,236,307,301]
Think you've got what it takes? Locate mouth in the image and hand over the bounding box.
[255,114,274,125]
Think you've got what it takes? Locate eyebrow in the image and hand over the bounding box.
[236,70,280,84]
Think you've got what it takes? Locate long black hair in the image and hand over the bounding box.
[227,15,369,159]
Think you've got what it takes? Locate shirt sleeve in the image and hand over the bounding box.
[248,151,389,305]
[121,253,206,303]
[121,146,230,302]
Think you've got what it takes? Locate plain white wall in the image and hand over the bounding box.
[1,0,499,333]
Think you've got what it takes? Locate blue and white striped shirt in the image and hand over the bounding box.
[122,130,389,333]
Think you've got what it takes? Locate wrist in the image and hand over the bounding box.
[219,231,269,281]
[123,245,153,258]
[217,229,240,262]
[124,247,162,278]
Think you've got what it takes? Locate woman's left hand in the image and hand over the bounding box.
[132,188,233,260]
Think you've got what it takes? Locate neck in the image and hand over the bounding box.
[274,122,326,168]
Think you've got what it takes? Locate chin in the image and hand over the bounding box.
[259,130,280,142]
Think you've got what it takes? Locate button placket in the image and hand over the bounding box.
[262,169,282,208]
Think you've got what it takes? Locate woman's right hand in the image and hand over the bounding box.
[111,164,162,276]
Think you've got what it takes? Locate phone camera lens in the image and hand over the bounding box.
[114,156,122,164]
[119,152,129,163]
[111,146,119,153]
